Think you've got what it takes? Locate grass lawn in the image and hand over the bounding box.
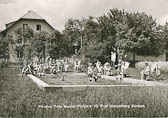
[1,65,168,117]
[39,73,131,85]
[128,68,141,80]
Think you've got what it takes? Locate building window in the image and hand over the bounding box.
[23,24,28,29]
[36,25,41,31]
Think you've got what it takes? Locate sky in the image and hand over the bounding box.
[0,0,168,32]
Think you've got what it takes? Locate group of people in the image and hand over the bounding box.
[87,60,130,82]
[88,61,103,82]
[21,57,162,82]
[140,62,161,80]
[21,59,69,77]
[87,60,161,82]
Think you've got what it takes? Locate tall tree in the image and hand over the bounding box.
[63,9,165,63]
[47,30,68,60]
[63,19,85,55]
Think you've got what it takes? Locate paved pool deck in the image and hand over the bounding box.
[101,75,168,86]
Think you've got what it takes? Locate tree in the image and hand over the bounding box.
[0,38,9,60]
[63,9,165,64]
[82,17,100,53]
[14,27,34,61]
[95,9,163,63]
[162,23,168,54]
[48,30,68,59]
[63,18,86,55]
[32,31,49,62]
[15,27,34,45]
[125,12,163,57]
[85,42,109,63]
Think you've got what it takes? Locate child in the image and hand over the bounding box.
[28,62,34,75]
[103,62,112,76]
[88,63,94,81]
[92,67,99,82]
[38,64,45,76]
[21,63,29,77]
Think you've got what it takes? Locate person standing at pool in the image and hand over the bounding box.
[64,60,69,72]
[140,62,151,80]
[156,61,161,76]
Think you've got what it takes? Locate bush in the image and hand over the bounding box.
[80,57,89,65]
[0,61,9,68]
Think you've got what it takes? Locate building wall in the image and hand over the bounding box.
[127,52,166,62]
[6,19,54,37]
